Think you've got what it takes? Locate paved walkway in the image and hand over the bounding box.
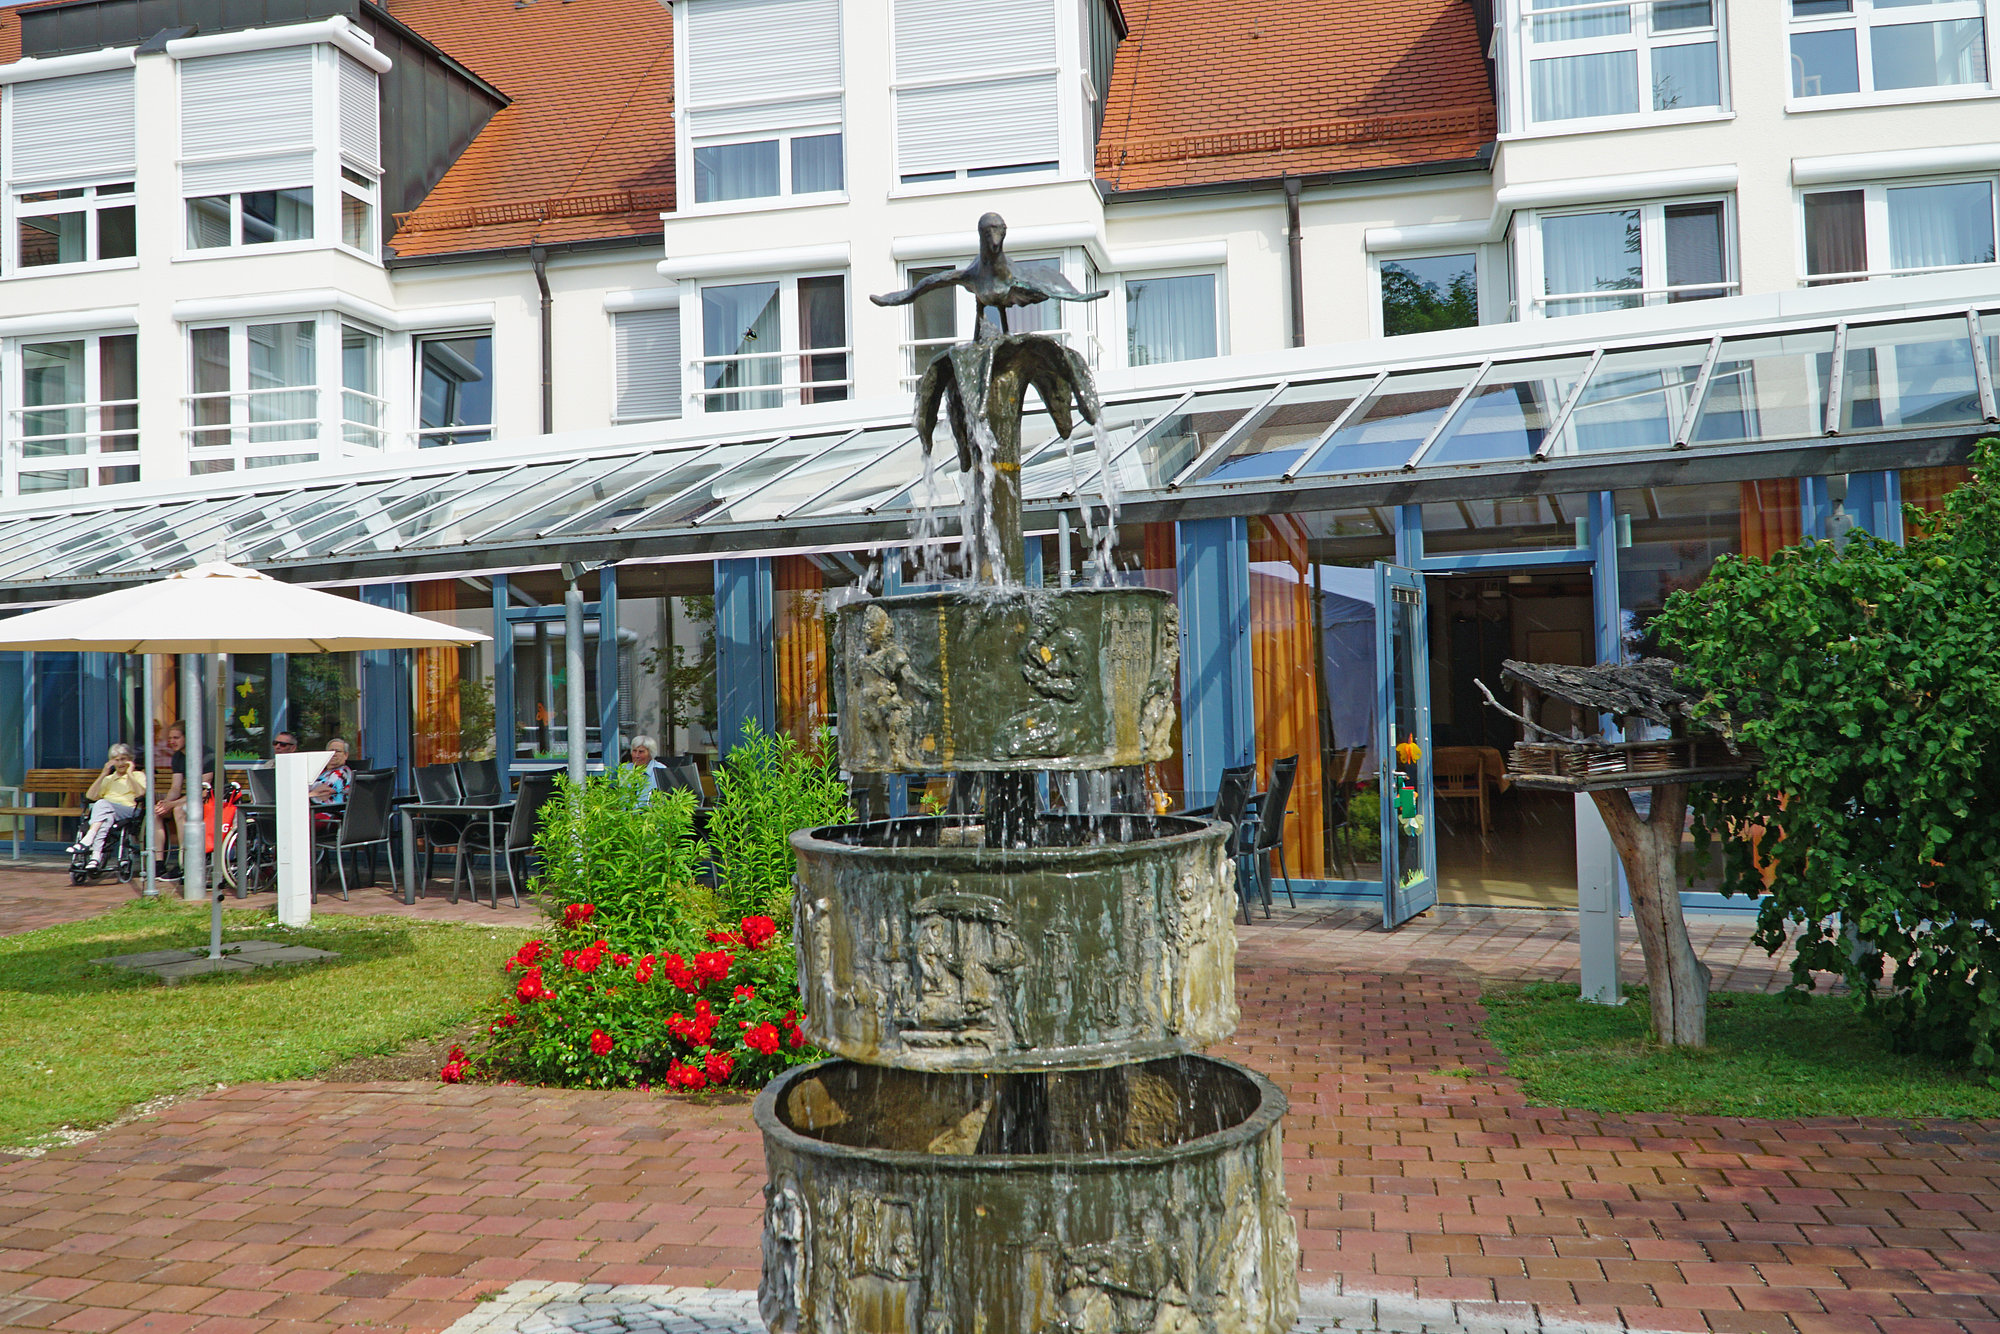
[1,898,1995,1334]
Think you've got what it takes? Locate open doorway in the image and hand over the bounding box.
[1426,569,1593,907]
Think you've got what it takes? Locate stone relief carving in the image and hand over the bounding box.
[850,605,933,769]
[760,1176,810,1334]
[904,892,1024,1052]
[1022,600,1088,702]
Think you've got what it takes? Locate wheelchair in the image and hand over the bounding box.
[69,806,143,885]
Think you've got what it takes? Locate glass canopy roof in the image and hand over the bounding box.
[3,299,1994,597]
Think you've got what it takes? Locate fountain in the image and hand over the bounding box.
[753,214,1299,1334]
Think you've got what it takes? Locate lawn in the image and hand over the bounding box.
[0,899,530,1150]
[1482,983,2000,1119]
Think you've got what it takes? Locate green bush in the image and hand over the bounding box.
[707,719,851,922]
[531,765,715,952]
[1653,438,2000,1074]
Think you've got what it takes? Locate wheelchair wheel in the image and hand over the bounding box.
[116,853,135,883]
[69,866,88,886]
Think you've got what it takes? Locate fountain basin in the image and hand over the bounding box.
[792,815,1237,1072]
[756,1056,1300,1334]
[834,587,1178,773]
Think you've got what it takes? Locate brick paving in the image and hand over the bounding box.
[1,898,1995,1334]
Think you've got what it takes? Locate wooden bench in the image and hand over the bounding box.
[0,769,100,857]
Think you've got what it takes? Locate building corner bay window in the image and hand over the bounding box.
[188,320,320,473]
[683,0,844,203]
[187,188,314,250]
[892,0,1062,182]
[15,333,138,493]
[1539,199,1729,316]
[1380,254,1479,336]
[1126,273,1218,366]
[418,333,495,447]
[1790,0,1989,99]
[701,275,847,412]
[1523,0,1724,124]
[1804,178,1998,284]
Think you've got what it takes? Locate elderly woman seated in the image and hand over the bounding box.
[308,737,352,806]
[74,743,144,870]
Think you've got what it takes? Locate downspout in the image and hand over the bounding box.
[530,244,553,434]
[1283,175,1305,349]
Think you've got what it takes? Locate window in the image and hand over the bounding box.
[901,264,962,384]
[1790,0,1990,100]
[187,320,320,473]
[1126,273,1219,366]
[3,68,136,274]
[681,0,844,204]
[697,275,847,413]
[11,333,137,494]
[893,0,1062,183]
[1514,0,1725,126]
[1535,198,1732,316]
[180,47,320,251]
[417,333,495,446]
[338,53,382,254]
[1802,178,1998,283]
[613,308,684,422]
[187,188,314,249]
[17,182,134,268]
[1379,254,1480,335]
[342,326,384,450]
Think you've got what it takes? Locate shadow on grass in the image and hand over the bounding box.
[0,898,418,997]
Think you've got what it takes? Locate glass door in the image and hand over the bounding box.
[1375,563,1437,927]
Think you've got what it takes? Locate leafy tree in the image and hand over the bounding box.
[1381,263,1478,337]
[1653,440,2000,1073]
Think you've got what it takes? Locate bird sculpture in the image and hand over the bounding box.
[871,212,1108,336]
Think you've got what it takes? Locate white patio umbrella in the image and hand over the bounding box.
[0,562,488,958]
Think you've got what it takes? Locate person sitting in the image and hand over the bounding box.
[308,737,352,806]
[271,731,298,758]
[154,721,214,881]
[75,744,144,871]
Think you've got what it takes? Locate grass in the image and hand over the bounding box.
[1481,983,2000,1119]
[0,898,531,1149]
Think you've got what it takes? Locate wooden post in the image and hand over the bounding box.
[1587,779,1710,1046]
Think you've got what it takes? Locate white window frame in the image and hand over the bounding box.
[671,0,847,216]
[1521,195,1738,318]
[1119,267,1226,369]
[1787,0,1995,111]
[182,312,356,473]
[689,271,851,414]
[1499,0,1731,136]
[183,185,317,253]
[1796,174,2000,285]
[4,329,140,495]
[1369,247,1499,338]
[9,181,137,275]
[414,328,497,447]
[340,322,387,451]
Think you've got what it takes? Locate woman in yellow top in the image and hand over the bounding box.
[76,744,145,870]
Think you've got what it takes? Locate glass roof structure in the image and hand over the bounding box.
[3,292,1995,601]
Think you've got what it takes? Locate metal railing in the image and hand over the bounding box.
[690,345,854,411]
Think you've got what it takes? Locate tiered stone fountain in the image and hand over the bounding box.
[753,215,1298,1334]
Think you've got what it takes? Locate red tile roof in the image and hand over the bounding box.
[383,0,673,259]
[1095,0,1496,193]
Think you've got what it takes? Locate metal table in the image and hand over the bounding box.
[399,800,513,906]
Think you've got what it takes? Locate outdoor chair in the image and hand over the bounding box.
[1251,755,1299,910]
[1213,769,1259,925]
[651,754,705,799]
[456,770,556,908]
[312,770,398,902]
[413,763,470,888]
[247,766,277,805]
[458,758,503,804]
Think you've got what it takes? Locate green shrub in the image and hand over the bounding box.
[707,719,851,922]
[531,765,715,952]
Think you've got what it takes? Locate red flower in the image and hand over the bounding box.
[635,954,655,985]
[562,903,596,930]
[661,953,697,992]
[733,984,757,1003]
[740,915,778,950]
[693,950,734,985]
[505,939,545,972]
[515,965,554,1003]
[744,1022,781,1056]
[664,1059,708,1090]
[706,929,739,945]
[440,1060,467,1083]
[571,944,605,976]
[613,953,632,967]
[703,1052,736,1083]
[788,1025,807,1049]
[495,1013,519,1028]
[589,1029,615,1056]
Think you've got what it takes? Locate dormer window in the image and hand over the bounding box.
[678,0,845,206]
[1507,0,1727,130]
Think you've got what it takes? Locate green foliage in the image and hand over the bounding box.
[641,593,718,739]
[1346,786,1382,861]
[288,653,357,747]
[1482,982,2000,1118]
[1652,439,2000,1073]
[531,766,715,953]
[707,719,851,922]
[1380,261,1478,337]
[458,676,497,758]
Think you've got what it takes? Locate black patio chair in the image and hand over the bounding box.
[1213,768,1259,925]
[652,754,705,799]
[458,758,503,804]
[413,763,469,890]
[456,770,557,908]
[313,769,398,902]
[1251,754,1299,911]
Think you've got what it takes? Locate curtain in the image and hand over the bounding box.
[1738,480,1802,560]
[1527,0,1629,43]
[1804,190,1867,281]
[773,555,828,745]
[412,581,462,767]
[247,320,315,444]
[1541,209,1641,312]
[703,281,782,411]
[693,140,780,204]
[1887,181,1997,271]
[1530,50,1638,121]
[1652,40,1721,110]
[1247,514,1325,879]
[1902,465,1971,516]
[1126,274,1217,367]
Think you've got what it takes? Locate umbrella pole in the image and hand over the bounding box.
[142,655,156,899]
[209,652,226,960]
[566,580,587,787]
[182,655,204,904]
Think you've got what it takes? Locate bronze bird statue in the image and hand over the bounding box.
[871,212,1108,336]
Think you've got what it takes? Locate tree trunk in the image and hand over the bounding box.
[1588,782,1711,1046]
